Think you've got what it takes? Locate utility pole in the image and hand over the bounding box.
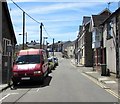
[40,23,43,49]
[43,37,48,49]
[53,38,54,57]
[22,11,25,50]
[26,32,27,44]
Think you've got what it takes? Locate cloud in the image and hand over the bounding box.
[8,1,119,44]
[26,2,104,15]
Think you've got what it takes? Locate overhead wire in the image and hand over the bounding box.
[10,0,53,40]
[43,26,53,39]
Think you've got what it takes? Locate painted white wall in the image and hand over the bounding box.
[106,39,116,73]
[103,17,117,73]
[103,24,107,48]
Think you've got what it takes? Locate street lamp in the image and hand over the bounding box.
[43,37,48,49]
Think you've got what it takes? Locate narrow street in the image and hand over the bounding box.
[1,53,118,102]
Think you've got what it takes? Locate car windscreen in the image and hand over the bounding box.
[48,59,52,62]
[15,55,40,64]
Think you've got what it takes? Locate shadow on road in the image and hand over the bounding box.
[11,76,52,90]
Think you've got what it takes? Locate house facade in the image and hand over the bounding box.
[75,16,93,66]
[2,2,17,83]
[89,9,111,70]
[67,41,75,58]
[102,7,120,77]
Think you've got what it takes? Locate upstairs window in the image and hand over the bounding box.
[107,21,113,39]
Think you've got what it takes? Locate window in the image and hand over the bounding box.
[2,38,11,56]
[15,55,40,64]
[107,21,113,39]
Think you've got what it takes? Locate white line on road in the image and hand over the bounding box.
[37,88,40,92]
[81,72,120,99]
[0,93,19,102]
[0,94,10,102]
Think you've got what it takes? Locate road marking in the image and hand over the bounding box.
[37,88,40,92]
[105,89,120,99]
[104,80,117,84]
[0,93,19,102]
[10,93,19,95]
[81,72,120,99]
[0,94,10,102]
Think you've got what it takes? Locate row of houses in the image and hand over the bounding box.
[0,1,17,83]
[63,6,120,77]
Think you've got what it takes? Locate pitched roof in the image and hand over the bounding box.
[91,8,111,27]
[92,15,110,27]
[98,8,111,15]
[82,16,91,25]
[102,7,120,24]
[2,2,17,44]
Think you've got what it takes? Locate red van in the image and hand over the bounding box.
[12,49,49,86]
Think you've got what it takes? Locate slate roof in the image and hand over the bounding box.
[92,15,110,27]
[102,7,120,24]
[82,16,91,25]
[92,9,111,27]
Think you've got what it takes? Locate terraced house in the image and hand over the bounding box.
[89,9,111,71]
[76,16,92,67]
[102,7,120,77]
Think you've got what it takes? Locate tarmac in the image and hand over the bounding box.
[0,59,119,99]
[71,59,120,99]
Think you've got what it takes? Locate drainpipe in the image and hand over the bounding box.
[0,2,2,84]
[116,16,119,78]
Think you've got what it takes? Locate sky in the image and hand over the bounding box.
[7,0,120,44]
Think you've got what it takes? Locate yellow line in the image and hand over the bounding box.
[81,73,120,99]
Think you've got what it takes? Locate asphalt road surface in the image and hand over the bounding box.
[1,52,118,103]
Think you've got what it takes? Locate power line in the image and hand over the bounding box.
[10,0,53,40]
[43,26,53,39]
[10,0,41,24]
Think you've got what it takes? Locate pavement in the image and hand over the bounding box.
[71,59,119,97]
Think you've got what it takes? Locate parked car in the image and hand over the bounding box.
[12,48,49,86]
[48,58,55,70]
[53,57,58,66]
[49,57,56,67]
